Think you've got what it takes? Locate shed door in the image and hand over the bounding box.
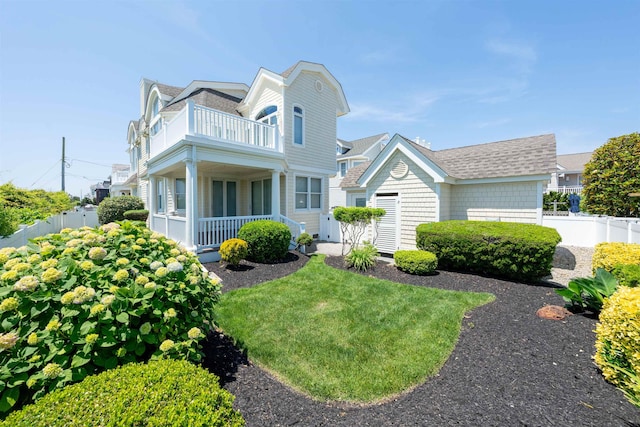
[376,194,400,254]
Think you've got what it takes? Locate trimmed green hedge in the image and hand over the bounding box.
[394,250,438,275]
[416,221,561,281]
[0,360,245,426]
[97,196,145,224]
[612,264,640,288]
[237,220,291,263]
[123,209,149,222]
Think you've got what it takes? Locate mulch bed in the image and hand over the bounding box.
[202,253,639,426]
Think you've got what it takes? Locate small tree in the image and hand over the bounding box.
[582,132,640,217]
[333,206,385,255]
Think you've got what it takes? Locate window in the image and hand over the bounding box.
[150,98,162,136]
[255,105,278,125]
[293,106,304,145]
[175,178,186,211]
[212,180,237,217]
[157,180,164,213]
[251,179,272,215]
[339,162,347,177]
[295,176,321,210]
[355,197,366,207]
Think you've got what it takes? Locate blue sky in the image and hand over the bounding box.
[1,0,638,198]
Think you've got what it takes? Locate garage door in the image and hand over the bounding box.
[375,194,400,254]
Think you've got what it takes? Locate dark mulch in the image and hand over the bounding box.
[202,253,639,426]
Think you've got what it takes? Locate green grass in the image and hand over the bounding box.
[215,255,494,403]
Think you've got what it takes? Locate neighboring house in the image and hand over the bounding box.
[330,133,389,208]
[109,164,132,197]
[548,152,592,194]
[91,181,111,204]
[126,61,349,253]
[341,133,556,253]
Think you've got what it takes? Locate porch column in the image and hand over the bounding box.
[148,176,156,226]
[271,170,280,219]
[184,159,195,249]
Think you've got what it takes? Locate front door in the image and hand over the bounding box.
[375,194,400,254]
[212,180,237,217]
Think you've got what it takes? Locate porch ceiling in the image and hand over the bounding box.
[156,161,274,178]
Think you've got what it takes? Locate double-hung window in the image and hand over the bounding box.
[175,178,186,212]
[150,98,162,136]
[339,161,347,177]
[295,176,321,210]
[293,106,304,145]
[157,179,164,213]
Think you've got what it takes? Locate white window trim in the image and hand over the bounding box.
[212,179,239,217]
[157,179,165,214]
[174,178,186,213]
[294,174,323,211]
[293,104,304,146]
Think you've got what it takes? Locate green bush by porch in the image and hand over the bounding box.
[416,220,561,281]
[96,195,145,224]
[215,255,494,403]
[237,220,291,263]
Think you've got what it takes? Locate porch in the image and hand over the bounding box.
[149,99,282,161]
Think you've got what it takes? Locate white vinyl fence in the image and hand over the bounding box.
[0,210,99,249]
[542,215,640,247]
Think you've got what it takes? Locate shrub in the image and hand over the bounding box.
[0,202,17,237]
[345,242,378,272]
[543,191,569,212]
[296,232,313,248]
[394,250,438,275]
[612,264,640,288]
[594,286,640,408]
[592,242,640,273]
[333,207,386,255]
[219,238,248,267]
[582,132,640,217]
[416,220,561,282]
[0,183,73,228]
[0,221,221,414]
[555,268,618,313]
[237,220,291,263]
[0,359,245,426]
[96,196,145,224]
[123,209,149,222]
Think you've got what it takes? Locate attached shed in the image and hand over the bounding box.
[346,133,556,253]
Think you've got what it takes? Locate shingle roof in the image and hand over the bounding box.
[162,88,243,116]
[281,62,299,78]
[155,83,183,98]
[340,162,371,188]
[337,133,388,159]
[556,152,592,172]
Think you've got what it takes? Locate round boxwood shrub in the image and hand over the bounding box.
[0,221,221,414]
[0,359,245,426]
[123,209,149,222]
[97,196,144,224]
[219,238,248,267]
[594,286,640,407]
[394,250,438,275]
[237,220,291,263]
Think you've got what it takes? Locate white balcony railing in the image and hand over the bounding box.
[546,185,583,195]
[150,100,281,159]
[111,171,131,184]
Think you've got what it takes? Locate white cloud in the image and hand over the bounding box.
[473,118,512,128]
[346,93,439,123]
[485,38,537,74]
[359,49,396,65]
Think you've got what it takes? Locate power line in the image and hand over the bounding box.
[30,159,62,188]
[68,158,114,168]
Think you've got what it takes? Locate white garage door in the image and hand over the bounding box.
[375,194,400,254]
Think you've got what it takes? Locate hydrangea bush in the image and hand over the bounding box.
[0,221,221,414]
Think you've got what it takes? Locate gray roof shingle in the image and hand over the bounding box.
[162,88,243,116]
[340,162,371,188]
[155,83,183,98]
[557,152,592,172]
[337,133,388,159]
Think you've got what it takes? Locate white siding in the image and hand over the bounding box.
[283,72,338,173]
[367,151,437,250]
[450,182,538,223]
[439,183,452,221]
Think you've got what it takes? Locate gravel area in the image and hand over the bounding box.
[202,250,638,426]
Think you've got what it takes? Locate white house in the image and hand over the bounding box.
[547,151,592,195]
[329,133,389,208]
[109,164,132,197]
[340,133,556,253]
[126,61,349,253]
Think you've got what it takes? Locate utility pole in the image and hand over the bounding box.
[61,137,65,192]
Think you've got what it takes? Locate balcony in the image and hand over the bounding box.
[546,185,583,195]
[111,170,131,185]
[150,100,281,159]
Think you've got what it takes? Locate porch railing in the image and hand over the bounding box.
[197,215,305,250]
[546,185,583,195]
[150,100,281,159]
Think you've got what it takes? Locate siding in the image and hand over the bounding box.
[247,80,282,129]
[283,72,338,174]
[439,183,451,221]
[283,170,327,237]
[367,151,437,250]
[450,182,538,223]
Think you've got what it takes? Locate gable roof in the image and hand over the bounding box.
[356,133,556,187]
[162,88,243,116]
[340,162,371,188]
[155,83,183,98]
[337,133,388,159]
[556,152,592,172]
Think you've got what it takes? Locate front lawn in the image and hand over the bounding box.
[215,255,494,403]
